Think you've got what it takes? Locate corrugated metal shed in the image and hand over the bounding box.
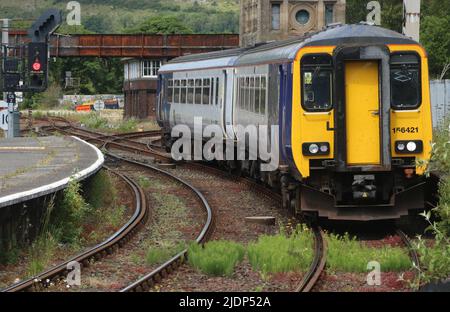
[430,80,450,128]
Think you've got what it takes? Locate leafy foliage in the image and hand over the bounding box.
[414,119,450,285]
[125,16,193,34]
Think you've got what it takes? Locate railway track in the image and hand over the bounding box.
[2,167,147,292]
[32,117,328,292]
[397,229,421,289]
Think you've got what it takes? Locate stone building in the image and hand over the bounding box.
[240,0,346,47]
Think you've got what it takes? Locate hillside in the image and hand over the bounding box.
[0,0,240,34]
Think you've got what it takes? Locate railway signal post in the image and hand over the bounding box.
[0,10,62,137]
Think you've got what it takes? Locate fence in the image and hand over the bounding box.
[430,80,450,128]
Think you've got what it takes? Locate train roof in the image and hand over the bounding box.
[159,24,419,73]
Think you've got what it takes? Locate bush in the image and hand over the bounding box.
[248,226,313,275]
[188,241,245,277]
[326,233,411,273]
[52,180,91,244]
[117,118,138,133]
[84,170,117,210]
[414,119,450,285]
[79,113,109,130]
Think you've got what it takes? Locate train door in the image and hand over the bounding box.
[223,69,235,139]
[345,61,381,165]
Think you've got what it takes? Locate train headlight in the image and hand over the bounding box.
[303,143,330,156]
[407,142,417,152]
[309,144,319,154]
[395,141,423,154]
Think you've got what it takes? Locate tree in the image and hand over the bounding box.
[421,15,450,79]
[125,15,193,34]
[346,0,403,31]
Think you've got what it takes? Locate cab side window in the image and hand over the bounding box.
[390,53,421,109]
[301,54,333,112]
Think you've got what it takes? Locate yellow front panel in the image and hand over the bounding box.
[292,46,336,178]
[345,61,381,165]
[388,45,434,175]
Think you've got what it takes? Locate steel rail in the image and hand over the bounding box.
[296,226,327,292]
[1,167,148,292]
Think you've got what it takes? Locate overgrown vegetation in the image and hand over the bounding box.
[188,241,245,277]
[74,112,139,133]
[52,180,92,245]
[0,170,126,281]
[326,233,411,273]
[414,119,450,285]
[247,225,313,275]
[146,242,186,265]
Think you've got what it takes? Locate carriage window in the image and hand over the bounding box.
[203,79,211,105]
[390,54,421,109]
[250,77,255,112]
[255,77,261,114]
[261,76,267,115]
[187,79,194,104]
[301,54,333,112]
[245,77,250,110]
[168,80,173,103]
[174,80,180,104]
[195,79,202,104]
[215,77,220,105]
[180,80,187,104]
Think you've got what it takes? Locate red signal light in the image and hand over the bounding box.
[32,61,42,71]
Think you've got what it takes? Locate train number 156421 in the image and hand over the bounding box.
[392,127,419,134]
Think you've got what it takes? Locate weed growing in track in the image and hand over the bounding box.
[188,241,245,277]
[247,225,313,275]
[326,233,411,273]
[146,242,186,265]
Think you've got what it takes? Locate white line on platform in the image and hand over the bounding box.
[0,136,105,208]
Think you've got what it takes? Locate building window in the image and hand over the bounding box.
[124,64,129,80]
[325,3,334,25]
[295,9,310,25]
[271,3,281,30]
[142,60,161,78]
[128,61,140,80]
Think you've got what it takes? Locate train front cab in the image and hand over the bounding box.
[290,44,433,221]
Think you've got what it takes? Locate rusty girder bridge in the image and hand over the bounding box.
[7,30,240,58]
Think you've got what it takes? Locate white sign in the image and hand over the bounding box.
[0,100,7,109]
[0,110,9,131]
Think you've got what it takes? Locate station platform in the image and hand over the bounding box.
[0,136,104,208]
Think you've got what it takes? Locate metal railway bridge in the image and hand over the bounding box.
[6,30,239,119]
[7,30,239,57]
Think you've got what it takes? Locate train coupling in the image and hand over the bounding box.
[352,175,376,200]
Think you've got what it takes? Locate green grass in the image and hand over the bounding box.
[247,226,314,275]
[85,170,117,210]
[116,118,138,133]
[27,232,59,276]
[79,113,110,130]
[146,242,186,265]
[326,233,411,273]
[188,241,245,277]
[138,176,151,188]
